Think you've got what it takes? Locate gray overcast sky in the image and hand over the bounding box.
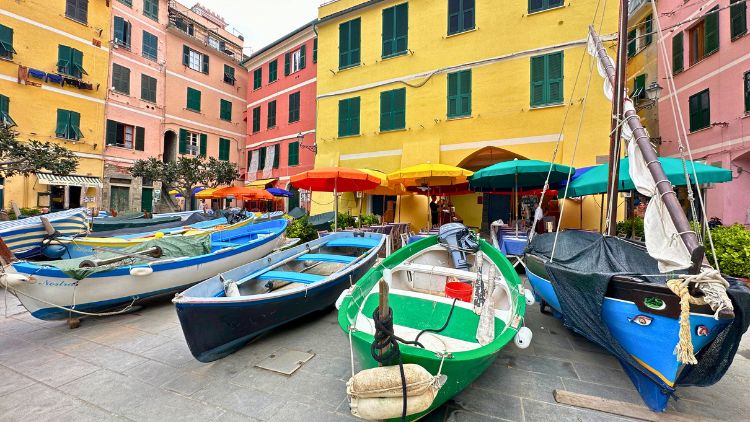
[183,1,321,54]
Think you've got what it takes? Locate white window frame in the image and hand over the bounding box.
[186,131,199,156]
[122,124,133,149]
[290,49,302,74]
[207,35,221,50]
[188,50,202,72]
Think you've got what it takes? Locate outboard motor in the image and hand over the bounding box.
[438,223,479,270]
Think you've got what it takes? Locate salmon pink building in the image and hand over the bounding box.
[102,0,247,212]
[242,21,317,211]
[658,0,750,225]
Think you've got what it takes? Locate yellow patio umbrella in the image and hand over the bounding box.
[386,163,473,187]
[358,168,407,195]
[195,188,218,199]
[387,163,473,227]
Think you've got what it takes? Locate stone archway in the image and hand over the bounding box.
[163,130,177,163]
[457,146,527,171]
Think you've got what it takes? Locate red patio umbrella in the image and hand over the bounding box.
[291,167,381,231]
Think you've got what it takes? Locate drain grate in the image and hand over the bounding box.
[255,348,315,375]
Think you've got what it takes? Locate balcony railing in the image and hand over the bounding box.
[167,3,243,62]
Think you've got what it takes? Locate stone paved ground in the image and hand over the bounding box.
[0,286,748,422]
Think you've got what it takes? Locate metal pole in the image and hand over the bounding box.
[605,0,629,236]
[589,26,704,271]
[334,179,338,232]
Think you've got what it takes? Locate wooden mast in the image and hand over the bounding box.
[605,0,629,236]
[589,27,705,272]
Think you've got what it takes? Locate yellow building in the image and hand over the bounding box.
[0,0,109,211]
[625,0,660,140]
[314,0,621,232]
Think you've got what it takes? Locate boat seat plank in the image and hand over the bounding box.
[212,241,239,249]
[257,271,325,285]
[354,312,480,353]
[296,253,355,264]
[326,237,380,249]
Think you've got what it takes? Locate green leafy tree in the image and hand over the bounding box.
[0,126,78,179]
[130,156,239,210]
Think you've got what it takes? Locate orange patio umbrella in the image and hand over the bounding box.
[290,167,381,231]
[212,186,274,200]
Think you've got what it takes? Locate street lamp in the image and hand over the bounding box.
[297,132,317,154]
[635,81,663,110]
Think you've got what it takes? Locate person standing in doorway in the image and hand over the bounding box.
[429,195,439,228]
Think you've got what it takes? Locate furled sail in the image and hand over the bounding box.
[586,31,692,271]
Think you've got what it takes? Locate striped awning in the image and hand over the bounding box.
[245,178,276,188]
[36,173,103,188]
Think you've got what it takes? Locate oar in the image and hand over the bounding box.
[79,246,163,268]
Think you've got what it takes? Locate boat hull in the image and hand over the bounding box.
[175,251,378,363]
[525,262,730,411]
[0,208,89,258]
[7,222,286,320]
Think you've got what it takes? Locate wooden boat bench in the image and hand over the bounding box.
[257,271,326,285]
[326,237,381,249]
[212,241,240,249]
[296,253,356,264]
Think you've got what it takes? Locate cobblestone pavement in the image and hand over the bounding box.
[0,287,747,421]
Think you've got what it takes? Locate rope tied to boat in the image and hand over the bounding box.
[666,269,732,365]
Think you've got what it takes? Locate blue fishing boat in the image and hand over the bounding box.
[0,208,89,258]
[3,219,287,321]
[174,231,386,362]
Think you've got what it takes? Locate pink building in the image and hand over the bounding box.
[103,0,170,212]
[102,0,247,212]
[658,0,750,225]
[242,21,317,211]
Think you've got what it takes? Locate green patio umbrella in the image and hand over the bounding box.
[561,157,732,198]
[469,159,576,236]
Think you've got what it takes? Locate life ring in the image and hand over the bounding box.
[130,267,154,277]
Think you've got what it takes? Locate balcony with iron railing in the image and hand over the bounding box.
[167,2,244,62]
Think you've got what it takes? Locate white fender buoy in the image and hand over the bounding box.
[524,288,536,306]
[514,326,533,349]
[224,281,240,297]
[129,267,153,277]
[382,268,393,284]
[0,273,30,288]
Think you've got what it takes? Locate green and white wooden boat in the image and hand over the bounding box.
[337,224,528,421]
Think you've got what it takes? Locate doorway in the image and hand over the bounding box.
[141,187,153,213]
[287,186,300,211]
[483,193,511,228]
[371,195,396,218]
[110,186,130,212]
[69,186,81,208]
[163,130,177,163]
[50,185,65,211]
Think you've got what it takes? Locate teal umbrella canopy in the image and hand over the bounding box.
[469,159,576,190]
[561,157,732,198]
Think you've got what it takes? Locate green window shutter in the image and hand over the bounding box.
[179,128,187,154]
[187,87,201,111]
[449,0,475,35]
[288,141,299,166]
[382,3,408,58]
[300,45,306,70]
[118,0,132,7]
[339,18,361,69]
[700,90,711,130]
[269,60,277,82]
[644,15,653,46]
[135,126,145,151]
[731,0,747,40]
[219,138,230,161]
[380,90,392,131]
[252,106,261,132]
[627,29,637,57]
[71,48,85,77]
[633,74,646,99]
[220,99,232,122]
[689,89,711,131]
[273,144,280,168]
[530,56,545,107]
[112,63,130,94]
[289,92,300,123]
[339,97,360,137]
[380,88,406,131]
[546,52,563,104]
[143,0,158,21]
[267,100,277,128]
[224,64,236,85]
[350,97,360,136]
[199,133,207,157]
[313,38,318,63]
[141,74,157,102]
[57,45,71,75]
[704,6,720,55]
[448,70,472,117]
[258,148,266,170]
[745,72,750,113]
[69,111,82,139]
[201,53,209,74]
[55,109,70,138]
[182,45,189,66]
[672,32,684,74]
[106,119,118,145]
[114,16,125,45]
[447,72,458,117]
[142,31,157,60]
[530,0,563,13]
[284,52,291,75]
[0,24,15,59]
[253,68,262,90]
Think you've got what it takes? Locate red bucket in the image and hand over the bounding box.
[445,281,472,302]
